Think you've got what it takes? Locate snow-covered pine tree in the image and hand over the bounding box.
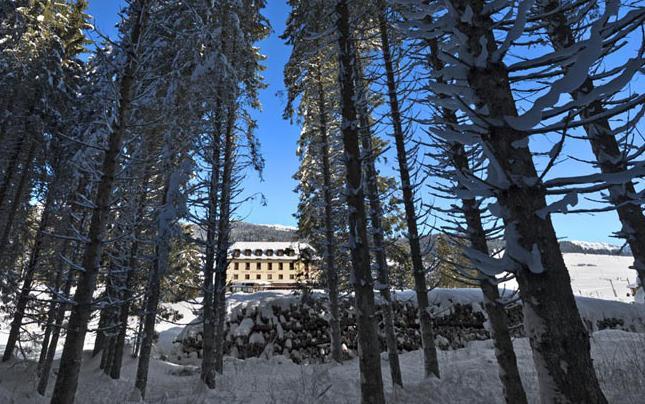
[334,0,385,402]
[50,1,153,402]
[283,0,347,364]
[351,40,404,386]
[1,0,92,362]
[398,0,619,401]
[413,4,528,399]
[532,0,645,300]
[364,0,442,380]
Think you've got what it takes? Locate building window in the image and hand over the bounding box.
[276,249,284,256]
[256,274,261,280]
[279,274,283,280]
[234,274,239,280]
[289,274,295,280]
[266,250,273,257]
[244,249,252,256]
[279,262,283,270]
[234,262,239,270]
[245,262,250,270]
[245,274,250,280]
[233,249,241,257]
[267,274,272,280]
[268,262,272,270]
[255,249,263,256]
[289,262,295,270]
[256,262,261,270]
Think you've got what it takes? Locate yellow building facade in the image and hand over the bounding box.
[226,242,316,291]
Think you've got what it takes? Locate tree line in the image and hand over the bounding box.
[285,0,643,403]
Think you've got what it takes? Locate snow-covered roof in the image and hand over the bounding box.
[228,241,315,260]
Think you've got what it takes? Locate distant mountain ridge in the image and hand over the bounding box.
[230,222,298,242]
[559,240,631,256]
[486,239,631,256]
[230,223,632,257]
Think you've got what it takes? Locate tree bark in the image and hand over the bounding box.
[447,1,607,401]
[38,240,69,370]
[315,62,342,364]
[461,190,527,404]
[213,105,236,375]
[0,135,23,211]
[377,5,439,379]
[201,112,222,388]
[0,136,37,255]
[335,1,385,402]
[421,11,527,401]
[2,178,54,361]
[134,173,174,398]
[110,166,153,380]
[540,0,645,294]
[38,261,75,396]
[50,2,149,402]
[353,50,402,387]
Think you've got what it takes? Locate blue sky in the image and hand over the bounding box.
[86,0,631,244]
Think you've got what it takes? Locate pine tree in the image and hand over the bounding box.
[335,1,385,402]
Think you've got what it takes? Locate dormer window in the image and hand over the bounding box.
[243,249,252,256]
[276,249,284,256]
[233,249,241,257]
[255,249,263,256]
[285,248,295,257]
[265,250,273,257]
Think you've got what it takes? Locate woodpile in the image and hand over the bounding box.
[176,296,524,363]
[175,294,633,364]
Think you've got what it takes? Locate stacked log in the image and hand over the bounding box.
[175,293,638,364]
[178,296,512,363]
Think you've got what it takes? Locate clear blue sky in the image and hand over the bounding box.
[86,1,631,244]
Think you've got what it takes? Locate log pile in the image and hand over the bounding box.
[175,293,637,364]
[176,296,522,364]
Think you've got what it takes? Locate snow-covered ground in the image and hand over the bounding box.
[0,253,643,403]
[1,329,643,403]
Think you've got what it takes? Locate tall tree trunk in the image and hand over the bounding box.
[134,172,175,398]
[213,105,236,375]
[2,181,54,361]
[0,136,37,255]
[454,148,528,404]
[38,240,69,370]
[38,262,75,396]
[50,2,149,401]
[201,115,222,388]
[540,0,645,294]
[448,1,607,401]
[110,166,153,380]
[335,1,385,403]
[353,50,402,387]
[0,135,23,211]
[419,9,527,400]
[376,6,439,380]
[92,293,112,357]
[314,62,342,364]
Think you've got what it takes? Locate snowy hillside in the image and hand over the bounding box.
[500,253,639,302]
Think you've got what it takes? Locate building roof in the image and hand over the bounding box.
[228,241,315,261]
